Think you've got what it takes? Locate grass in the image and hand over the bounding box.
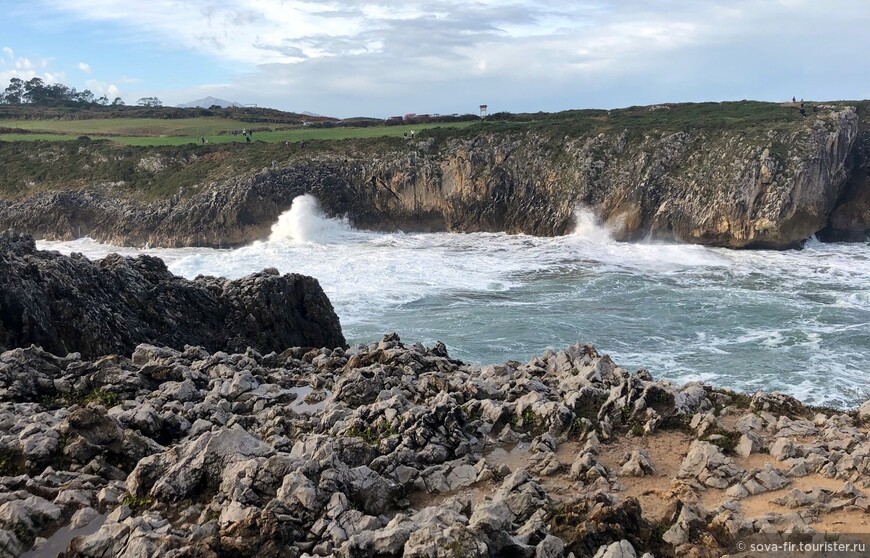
[0,100,825,148]
[0,118,478,146]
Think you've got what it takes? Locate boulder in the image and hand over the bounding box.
[0,233,346,359]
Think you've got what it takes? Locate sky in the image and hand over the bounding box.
[1,0,868,117]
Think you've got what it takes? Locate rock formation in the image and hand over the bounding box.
[1,104,869,249]
[0,232,345,358]
[0,334,868,557]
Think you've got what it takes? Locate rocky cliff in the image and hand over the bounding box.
[1,103,869,248]
[0,232,346,358]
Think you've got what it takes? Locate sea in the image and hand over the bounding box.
[37,194,870,408]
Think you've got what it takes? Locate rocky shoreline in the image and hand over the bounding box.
[1,335,868,558]
[1,238,869,558]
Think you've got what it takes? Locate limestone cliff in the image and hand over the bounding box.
[0,103,867,248]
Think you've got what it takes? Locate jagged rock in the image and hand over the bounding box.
[593,540,638,558]
[0,332,866,558]
[736,433,761,458]
[662,505,704,546]
[347,466,402,516]
[677,441,743,488]
[619,449,656,477]
[750,392,806,417]
[769,438,797,460]
[0,495,61,538]
[0,233,346,359]
[127,424,273,501]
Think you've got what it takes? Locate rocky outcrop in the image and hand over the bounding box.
[0,232,345,358]
[1,335,868,557]
[0,105,866,249]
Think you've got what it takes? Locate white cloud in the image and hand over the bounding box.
[14,57,34,70]
[2,47,13,58]
[27,0,870,115]
[85,78,121,98]
[78,62,92,73]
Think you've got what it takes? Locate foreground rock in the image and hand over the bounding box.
[0,232,345,358]
[1,335,868,557]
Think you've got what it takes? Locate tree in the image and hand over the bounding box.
[137,96,163,107]
[3,78,25,104]
[111,97,125,106]
[22,77,47,104]
[78,89,95,104]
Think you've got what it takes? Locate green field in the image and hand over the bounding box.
[0,118,478,146]
[0,100,850,150]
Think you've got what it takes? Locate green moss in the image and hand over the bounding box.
[81,389,120,406]
[445,540,463,557]
[42,388,120,409]
[723,390,753,409]
[511,407,545,434]
[120,493,154,514]
[346,420,398,446]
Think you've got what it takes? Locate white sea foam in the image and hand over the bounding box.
[36,198,870,407]
[570,207,613,243]
[268,194,357,244]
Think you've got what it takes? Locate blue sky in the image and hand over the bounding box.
[1,0,868,117]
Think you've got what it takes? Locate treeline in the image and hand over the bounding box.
[1,77,121,106]
[0,77,166,108]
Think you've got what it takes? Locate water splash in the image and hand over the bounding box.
[570,207,613,243]
[268,194,354,244]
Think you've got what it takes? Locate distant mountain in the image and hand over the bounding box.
[178,96,243,109]
[300,111,322,117]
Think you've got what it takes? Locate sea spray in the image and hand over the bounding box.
[570,207,613,243]
[269,194,353,244]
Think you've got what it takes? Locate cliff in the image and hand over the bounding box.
[1,101,869,248]
[0,232,346,358]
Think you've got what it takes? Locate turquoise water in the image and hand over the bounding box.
[39,195,870,408]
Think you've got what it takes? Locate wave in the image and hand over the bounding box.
[570,207,614,243]
[268,194,357,244]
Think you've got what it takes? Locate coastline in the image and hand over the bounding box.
[1,238,869,557]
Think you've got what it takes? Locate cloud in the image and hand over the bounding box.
[78,62,92,73]
[28,0,870,115]
[0,49,64,87]
[85,78,121,99]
